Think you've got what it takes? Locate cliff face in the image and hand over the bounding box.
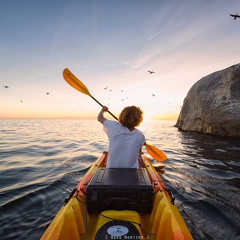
[176,64,240,138]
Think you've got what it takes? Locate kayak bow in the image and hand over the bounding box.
[41,152,193,240]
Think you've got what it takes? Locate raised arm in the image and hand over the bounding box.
[97,106,109,124]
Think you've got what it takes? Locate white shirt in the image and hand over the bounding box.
[103,120,145,168]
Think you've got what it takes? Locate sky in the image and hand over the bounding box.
[1,0,240,120]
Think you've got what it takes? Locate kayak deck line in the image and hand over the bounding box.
[41,152,193,240]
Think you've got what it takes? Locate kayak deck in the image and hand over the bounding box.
[41,153,193,240]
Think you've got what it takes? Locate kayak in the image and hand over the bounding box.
[41,152,193,240]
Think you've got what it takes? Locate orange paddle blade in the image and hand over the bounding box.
[63,68,91,96]
[145,143,167,162]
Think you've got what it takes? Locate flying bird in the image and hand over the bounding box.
[104,87,107,90]
[230,13,240,20]
[148,70,155,74]
[46,92,50,95]
[20,100,22,103]
[3,86,9,88]
[152,93,156,97]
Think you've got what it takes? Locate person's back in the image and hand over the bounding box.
[97,106,145,168]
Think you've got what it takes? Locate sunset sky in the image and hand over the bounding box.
[1,0,240,120]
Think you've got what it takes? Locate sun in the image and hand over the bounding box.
[142,108,155,121]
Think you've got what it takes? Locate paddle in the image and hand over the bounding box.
[63,68,118,121]
[63,68,167,162]
[145,143,167,162]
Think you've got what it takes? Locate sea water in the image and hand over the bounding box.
[0,119,239,240]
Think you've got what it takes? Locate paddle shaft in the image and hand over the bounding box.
[91,95,118,121]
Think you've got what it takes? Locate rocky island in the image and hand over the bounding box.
[175,63,240,138]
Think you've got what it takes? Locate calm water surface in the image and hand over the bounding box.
[0,119,239,240]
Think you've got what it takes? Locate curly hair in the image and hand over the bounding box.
[119,106,143,129]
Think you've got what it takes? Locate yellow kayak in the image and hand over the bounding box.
[41,152,193,240]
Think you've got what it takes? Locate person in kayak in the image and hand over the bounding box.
[98,105,146,168]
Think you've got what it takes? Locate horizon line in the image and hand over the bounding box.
[0,116,178,121]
